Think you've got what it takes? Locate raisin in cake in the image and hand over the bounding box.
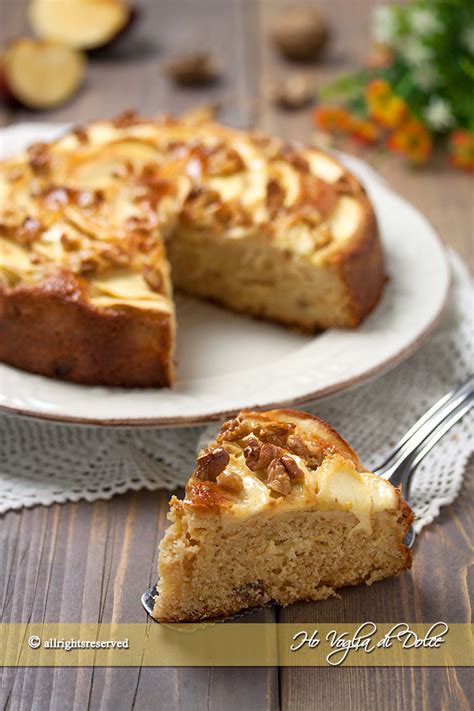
[154,409,413,622]
[0,110,385,387]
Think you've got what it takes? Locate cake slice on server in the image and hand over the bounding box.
[154,409,413,622]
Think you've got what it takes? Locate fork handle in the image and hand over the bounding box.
[377,376,473,478]
[386,398,473,493]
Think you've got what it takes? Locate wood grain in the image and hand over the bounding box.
[0,0,472,709]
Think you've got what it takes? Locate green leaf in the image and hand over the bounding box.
[319,71,369,100]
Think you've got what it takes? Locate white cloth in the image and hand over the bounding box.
[1,251,472,533]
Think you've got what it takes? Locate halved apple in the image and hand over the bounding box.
[2,38,86,109]
[28,0,132,51]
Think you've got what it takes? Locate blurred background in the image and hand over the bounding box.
[1,0,472,266]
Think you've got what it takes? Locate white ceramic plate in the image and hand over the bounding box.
[0,123,450,426]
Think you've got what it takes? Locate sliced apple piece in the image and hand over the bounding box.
[28,0,132,51]
[3,38,86,110]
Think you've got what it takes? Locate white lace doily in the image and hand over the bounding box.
[1,250,472,532]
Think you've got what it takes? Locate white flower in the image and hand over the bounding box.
[400,38,433,65]
[461,25,474,54]
[412,63,440,90]
[424,97,455,130]
[410,8,442,36]
[372,5,398,44]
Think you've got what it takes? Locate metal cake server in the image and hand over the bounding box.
[142,376,474,618]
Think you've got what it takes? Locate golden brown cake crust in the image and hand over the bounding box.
[396,491,415,568]
[0,270,174,387]
[247,408,363,462]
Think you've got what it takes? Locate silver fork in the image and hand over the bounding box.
[374,375,473,547]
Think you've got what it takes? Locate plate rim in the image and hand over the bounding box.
[0,125,451,427]
[0,264,451,428]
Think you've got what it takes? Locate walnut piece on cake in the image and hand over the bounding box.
[154,409,413,622]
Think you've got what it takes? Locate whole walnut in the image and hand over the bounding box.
[270,6,330,62]
[163,52,221,86]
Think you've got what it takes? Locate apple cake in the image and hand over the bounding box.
[154,409,413,622]
[0,110,385,387]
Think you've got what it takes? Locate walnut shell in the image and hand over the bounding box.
[270,74,314,109]
[163,52,221,86]
[270,6,330,62]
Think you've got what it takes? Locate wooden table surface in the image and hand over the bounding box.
[1,1,472,709]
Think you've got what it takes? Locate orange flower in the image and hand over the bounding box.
[388,119,433,164]
[312,105,352,133]
[366,80,408,129]
[366,79,392,100]
[349,118,380,144]
[312,106,380,145]
[449,131,474,171]
[366,44,395,69]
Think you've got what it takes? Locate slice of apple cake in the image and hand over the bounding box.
[154,409,413,622]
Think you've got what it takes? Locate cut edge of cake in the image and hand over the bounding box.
[153,409,413,622]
